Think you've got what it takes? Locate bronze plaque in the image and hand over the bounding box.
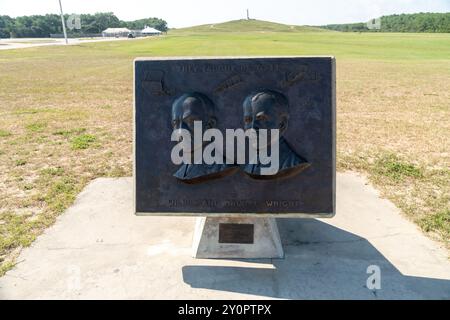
[218,223,254,244]
[134,57,336,216]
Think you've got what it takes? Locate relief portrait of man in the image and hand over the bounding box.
[242,89,311,180]
[171,92,238,184]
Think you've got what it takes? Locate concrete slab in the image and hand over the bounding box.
[0,173,449,299]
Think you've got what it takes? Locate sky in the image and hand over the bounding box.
[1,0,449,28]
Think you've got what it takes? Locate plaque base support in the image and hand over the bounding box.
[192,217,284,259]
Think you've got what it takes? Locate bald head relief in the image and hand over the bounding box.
[243,89,289,149]
[171,92,216,143]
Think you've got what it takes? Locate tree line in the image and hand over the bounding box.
[0,12,168,38]
[322,12,450,33]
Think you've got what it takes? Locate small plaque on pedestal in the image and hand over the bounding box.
[192,217,283,259]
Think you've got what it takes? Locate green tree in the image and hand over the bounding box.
[0,12,169,38]
[124,17,168,32]
[0,15,14,38]
[322,12,450,33]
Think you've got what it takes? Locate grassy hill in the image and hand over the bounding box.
[171,19,328,34]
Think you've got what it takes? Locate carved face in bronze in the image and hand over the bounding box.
[242,90,289,149]
[171,92,238,184]
[171,92,217,152]
[242,89,310,179]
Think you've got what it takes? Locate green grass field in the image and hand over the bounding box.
[0,20,449,275]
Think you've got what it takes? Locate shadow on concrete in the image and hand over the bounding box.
[182,219,450,299]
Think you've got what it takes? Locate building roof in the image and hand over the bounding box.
[141,26,162,34]
[102,28,131,33]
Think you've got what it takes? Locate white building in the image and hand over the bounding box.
[141,26,162,36]
[102,28,131,37]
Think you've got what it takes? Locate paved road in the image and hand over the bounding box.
[0,37,131,50]
[0,173,449,299]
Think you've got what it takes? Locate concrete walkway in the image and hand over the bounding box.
[0,173,449,299]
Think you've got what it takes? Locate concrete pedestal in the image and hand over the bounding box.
[192,217,284,259]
